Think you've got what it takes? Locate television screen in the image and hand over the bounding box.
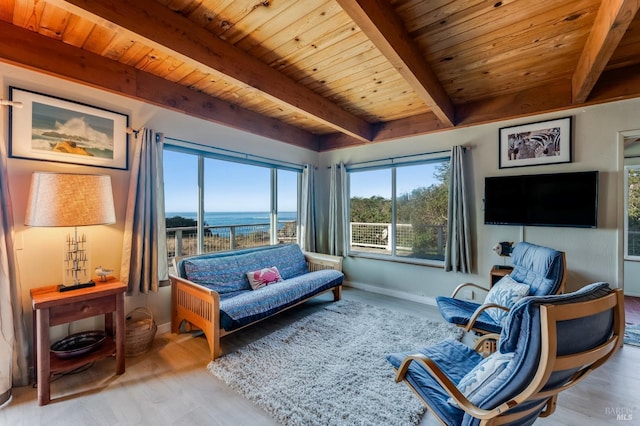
[484,171,598,228]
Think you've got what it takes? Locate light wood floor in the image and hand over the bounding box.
[625,295,640,324]
[2,288,639,425]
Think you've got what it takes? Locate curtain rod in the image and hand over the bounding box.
[163,136,304,170]
[351,148,451,167]
[328,145,470,169]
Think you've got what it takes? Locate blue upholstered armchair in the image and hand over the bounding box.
[388,282,624,426]
[437,242,566,334]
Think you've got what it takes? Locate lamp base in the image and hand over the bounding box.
[58,280,96,292]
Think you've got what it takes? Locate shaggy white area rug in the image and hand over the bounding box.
[208,299,464,426]
[625,323,640,347]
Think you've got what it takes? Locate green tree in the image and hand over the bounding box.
[166,216,198,229]
[165,216,211,236]
[348,161,450,258]
[628,169,640,255]
[349,196,391,223]
[397,161,450,257]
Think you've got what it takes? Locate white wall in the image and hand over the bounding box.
[320,99,639,301]
[0,62,318,340]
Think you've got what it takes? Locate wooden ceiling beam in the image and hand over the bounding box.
[50,0,373,142]
[572,0,640,104]
[588,62,640,102]
[319,111,445,151]
[336,0,455,127]
[0,21,319,150]
[322,64,640,150]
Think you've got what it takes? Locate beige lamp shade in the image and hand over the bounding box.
[25,172,116,227]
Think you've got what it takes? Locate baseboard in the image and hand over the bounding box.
[157,321,171,335]
[0,389,11,409]
[344,280,438,307]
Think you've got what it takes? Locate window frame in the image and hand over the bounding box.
[346,154,450,267]
[163,144,302,256]
[625,165,640,261]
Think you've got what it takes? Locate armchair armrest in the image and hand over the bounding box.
[304,251,343,272]
[465,303,510,332]
[451,282,491,299]
[395,353,513,420]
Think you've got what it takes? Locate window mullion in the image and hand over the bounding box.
[197,155,205,254]
[391,167,396,257]
[270,169,278,244]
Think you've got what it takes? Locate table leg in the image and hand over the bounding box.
[105,308,114,337]
[115,292,125,374]
[35,308,50,405]
[32,309,37,383]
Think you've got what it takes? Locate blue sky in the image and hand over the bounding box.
[350,163,442,198]
[164,150,443,212]
[163,150,298,212]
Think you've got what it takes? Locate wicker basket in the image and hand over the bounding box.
[125,307,157,357]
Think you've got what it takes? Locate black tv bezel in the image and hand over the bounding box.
[483,170,599,228]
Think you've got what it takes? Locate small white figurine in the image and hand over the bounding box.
[95,266,114,281]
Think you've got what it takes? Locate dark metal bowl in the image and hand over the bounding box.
[50,331,106,359]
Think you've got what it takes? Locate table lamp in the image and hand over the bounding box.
[25,172,116,292]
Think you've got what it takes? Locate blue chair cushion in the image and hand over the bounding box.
[435,296,502,334]
[436,242,565,336]
[453,351,515,406]
[509,242,564,296]
[460,282,614,426]
[412,283,614,426]
[387,339,483,426]
[483,275,530,326]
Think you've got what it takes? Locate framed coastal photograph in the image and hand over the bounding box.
[499,116,572,169]
[9,87,128,170]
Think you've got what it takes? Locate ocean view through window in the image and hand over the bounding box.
[163,146,300,259]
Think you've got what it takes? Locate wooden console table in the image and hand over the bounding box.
[30,279,126,405]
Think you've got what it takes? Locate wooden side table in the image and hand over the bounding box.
[30,278,126,405]
[489,265,514,287]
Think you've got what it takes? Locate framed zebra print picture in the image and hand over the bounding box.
[499,116,572,169]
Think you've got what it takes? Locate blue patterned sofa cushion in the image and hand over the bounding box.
[180,244,310,294]
[219,269,344,330]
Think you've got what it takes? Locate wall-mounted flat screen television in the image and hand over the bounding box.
[484,170,599,228]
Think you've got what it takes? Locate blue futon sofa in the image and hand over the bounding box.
[170,243,344,360]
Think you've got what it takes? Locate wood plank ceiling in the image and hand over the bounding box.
[1,0,639,151]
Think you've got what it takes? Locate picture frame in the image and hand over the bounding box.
[499,116,572,169]
[9,87,129,170]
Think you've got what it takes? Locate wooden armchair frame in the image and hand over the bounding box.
[394,288,623,426]
[170,251,343,360]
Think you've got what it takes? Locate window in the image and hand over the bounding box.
[163,147,300,259]
[348,158,450,264]
[625,166,640,259]
[277,169,299,244]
